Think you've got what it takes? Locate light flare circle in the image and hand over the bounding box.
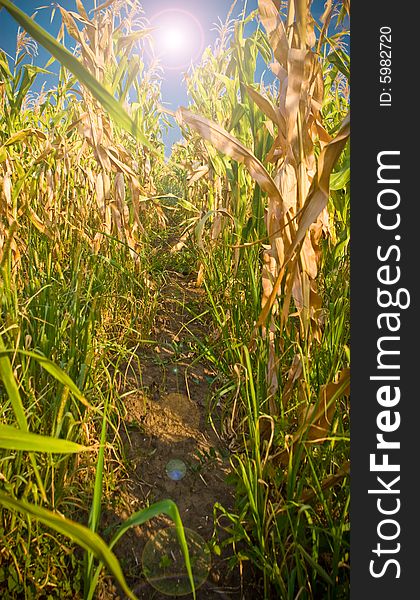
[149,8,205,71]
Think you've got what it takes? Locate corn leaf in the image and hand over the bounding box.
[254,112,350,327]
[0,339,27,431]
[87,499,196,600]
[176,107,283,205]
[0,424,91,453]
[0,492,137,600]
[0,0,152,150]
[0,349,92,410]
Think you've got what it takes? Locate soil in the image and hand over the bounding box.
[99,263,260,599]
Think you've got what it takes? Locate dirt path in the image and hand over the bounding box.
[100,234,257,599]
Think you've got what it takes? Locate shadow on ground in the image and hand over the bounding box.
[98,274,260,599]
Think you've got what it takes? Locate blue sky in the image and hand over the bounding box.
[0,1,326,151]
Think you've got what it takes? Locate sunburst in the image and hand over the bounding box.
[150,8,205,71]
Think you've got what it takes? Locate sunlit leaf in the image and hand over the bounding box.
[0,424,91,453]
[176,107,283,205]
[0,492,137,600]
[0,0,153,150]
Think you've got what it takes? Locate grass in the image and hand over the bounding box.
[0,1,350,598]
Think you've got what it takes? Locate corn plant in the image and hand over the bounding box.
[0,0,351,597]
[169,1,351,596]
[0,1,195,597]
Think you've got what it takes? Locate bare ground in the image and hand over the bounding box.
[98,270,260,599]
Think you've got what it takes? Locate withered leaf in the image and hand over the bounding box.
[176,107,283,206]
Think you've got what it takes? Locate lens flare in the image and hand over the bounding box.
[150,9,205,71]
[161,27,187,53]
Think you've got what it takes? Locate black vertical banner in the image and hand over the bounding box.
[351,2,419,597]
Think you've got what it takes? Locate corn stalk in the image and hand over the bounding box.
[176,0,350,416]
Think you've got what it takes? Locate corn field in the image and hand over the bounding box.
[0,1,350,598]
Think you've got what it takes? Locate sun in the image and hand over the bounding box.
[161,27,187,53]
[150,9,205,71]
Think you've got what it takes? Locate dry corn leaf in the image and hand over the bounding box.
[294,0,308,48]
[59,5,99,73]
[245,84,283,127]
[116,29,154,54]
[292,112,350,254]
[303,367,350,441]
[276,160,298,215]
[300,231,318,279]
[95,172,105,217]
[274,368,350,465]
[0,128,47,151]
[300,460,350,503]
[254,112,350,329]
[27,207,53,239]
[195,208,234,250]
[258,0,289,68]
[281,353,303,408]
[196,262,205,287]
[75,0,89,20]
[176,107,283,206]
[320,0,334,24]
[104,147,138,179]
[188,165,209,185]
[284,47,307,148]
[170,228,192,254]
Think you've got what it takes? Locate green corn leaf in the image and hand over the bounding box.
[0,339,27,431]
[330,166,350,190]
[0,339,48,500]
[87,499,196,600]
[298,544,334,586]
[327,49,350,81]
[85,394,109,587]
[0,0,152,150]
[0,349,92,410]
[0,424,91,453]
[0,492,137,600]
